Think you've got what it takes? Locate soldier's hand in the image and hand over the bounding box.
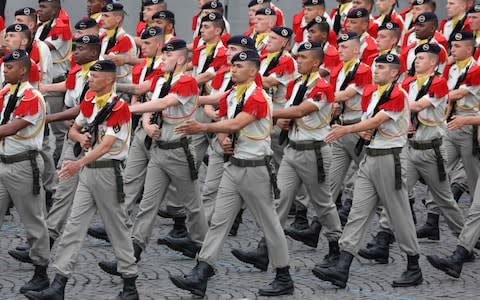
[79,133,92,150]
[325,124,348,143]
[175,120,206,135]
[358,130,372,141]
[59,160,82,180]
[145,124,161,140]
[103,55,128,66]
[221,136,234,154]
[447,115,466,130]
[276,119,290,130]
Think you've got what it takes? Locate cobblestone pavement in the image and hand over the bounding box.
[1,184,480,300]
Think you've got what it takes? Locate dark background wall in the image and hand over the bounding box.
[4,0,448,41]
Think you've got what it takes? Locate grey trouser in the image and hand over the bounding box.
[45,93,67,163]
[339,147,420,256]
[132,145,208,246]
[41,102,57,194]
[53,166,138,277]
[46,139,81,240]
[0,157,50,266]
[275,145,342,241]
[198,162,289,268]
[201,139,225,222]
[459,177,480,251]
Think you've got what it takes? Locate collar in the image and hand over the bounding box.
[9,82,26,95]
[90,12,102,20]
[451,13,465,27]
[266,51,280,64]
[81,61,96,80]
[342,59,357,73]
[255,31,269,46]
[379,48,394,55]
[301,71,319,85]
[95,92,112,110]
[204,42,218,56]
[377,83,392,98]
[456,57,473,70]
[234,82,254,102]
[416,73,431,89]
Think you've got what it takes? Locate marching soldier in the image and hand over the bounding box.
[371,0,404,39]
[0,49,50,295]
[306,16,340,77]
[346,8,378,65]
[171,49,294,297]
[24,60,139,300]
[293,0,333,52]
[136,0,166,39]
[402,0,438,46]
[87,0,108,25]
[250,7,277,54]
[246,0,285,35]
[329,0,353,36]
[469,4,480,61]
[152,10,177,43]
[315,53,423,288]
[440,0,471,48]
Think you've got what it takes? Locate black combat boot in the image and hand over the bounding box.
[358,231,393,264]
[99,243,143,277]
[24,273,68,300]
[229,209,245,236]
[426,245,469,278]
[366,230,395,249]
[20,265,50,294]
[157,216,188,244]
[338,198,352,226]
[162,235,201,258]
[258,266,294,296]
[114,276,139,300]
[312,250,354,288]
[285,216,322,248]
[416,213,440,240]
[8,247,33,264]
[231,237,269,271]
[287,206,309,231]
[315,240,340,268]
[169,261,215,297]
[392,254,423,287]
[87,224,110,242]
[409,197,417,225]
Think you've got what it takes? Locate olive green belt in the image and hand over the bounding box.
[86,159,125,203]
[0,150,40,195]
[289,140,327,183]
[366,147,403,190]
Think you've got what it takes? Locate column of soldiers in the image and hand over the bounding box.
[0,0,479,299]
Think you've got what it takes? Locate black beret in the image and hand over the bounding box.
[297,41,323,53]
[337,32,360,44]
[162,39,187,52]
[74,35,101,45]
[377,21,400,32]
[303,0,325,6]
[143,0,164,6]
[6,23,29,33]
[347,8,369,19]
[413,0,432,5]
[201,1,223,10]
[75,18,98,30]
[306,16,328,30]
[451,31,474,41]
[248,0,271,8]
[141,26,163,39]
[152,10,175,23]
[101,3,124,13]
[271,26,293,39]
[3,49,29,63]
[227,35,255,50]
[375,53,400,65]
[256,7,276,16]
[414,43,441,55]
[468,4,480,13]
[90,60,117,72]
[415,12,438,24]
[15,7,36,17]
[201,12,223,23]
[231,50,260,63]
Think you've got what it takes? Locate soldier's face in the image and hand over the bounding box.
[450,40,473,61]
[412,4,432,19]
[468,13,480,31]
[304,6,325,23]
[73,43,92,65]
[347,18,368,35]
[375,0,396,14]
[375,30,396,51]
[231,61,255,84]
[161,50,182,72]
[200,22,220,42]
[266,33,285,53]
[15,16,37,32]
[338,40,358,61]
[352,0,372,11]
[414,52,435,74]
[101,12,121,30]
[296,51,319,75]
[143,5,164,22]
[3,62,24,84]
[141,37,162,58]
[414,22,434,40]
[89,71,115,92]
[307,26,326,44]
[87,0,105,15]
[254,15,274,33]
[373,63,397,84]
[446,0,467,18]
[248,5,262,24]
[227,45,243,63]
[5,33,27,52]
[37,3,57,23]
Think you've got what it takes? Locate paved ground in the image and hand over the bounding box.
[1,184,480,300]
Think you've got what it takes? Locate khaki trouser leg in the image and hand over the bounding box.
[200,163,289,268]
[40,131,57,194]
[408,147,464,234]
[201,149,225,223]
[458,177,480,252]
[0,159,50,266]
[47,140,80,240]
[45,93,67,163]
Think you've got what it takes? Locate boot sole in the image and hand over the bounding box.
[163,239,197,259]
[392,276,423,287]
[87,229,110,242]
[258,287,294,296]
[98,262,122,277]
[20,280,49,294]
[169,276,205,297]
[284,231,318,248]
[312,268,346,288]
[8,250,33,264]
[231,251,268,271]
[426,256,460,278]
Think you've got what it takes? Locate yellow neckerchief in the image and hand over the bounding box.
[90,12,101,20]
[342,59,357,73]
[205,42,217,57]
[450,14,463,28]
[106,28,117,39]
[95,92,112,110]
[339,2,350,14]
[9,82,24,95]
[301,71,318,84]
[146,55,159,69]
[456,56,472,70]
[416,73,430,89]
[417,38,429,45]
[379,48,394,55]
[235,82,253,102]
[266,51,280,64]
[255,32,269,46]
[476,30,480,39]
[164,33,174,43]
[81,61,95,80]
[377,83,392,98]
